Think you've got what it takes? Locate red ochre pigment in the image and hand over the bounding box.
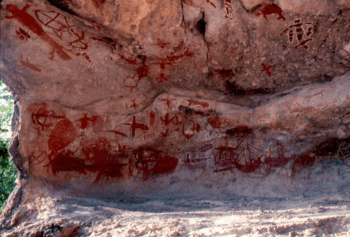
[92,0,105,7]
[48,118,77,154]
[255,3,285,21]
[264,141,295,168]
[6,4,71,60]
[261,63,275,77]
[292,154,316,173]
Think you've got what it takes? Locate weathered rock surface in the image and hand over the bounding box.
[1,0,350,236]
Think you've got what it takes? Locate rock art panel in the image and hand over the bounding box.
[1,0,350,235]
[13,74,350,189]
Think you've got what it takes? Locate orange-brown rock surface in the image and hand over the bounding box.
[1,0,350,236]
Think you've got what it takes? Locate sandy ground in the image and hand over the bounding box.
[3,192,350,236]
[56,194,350,236]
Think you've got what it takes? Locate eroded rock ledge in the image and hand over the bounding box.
[1,0,350,236]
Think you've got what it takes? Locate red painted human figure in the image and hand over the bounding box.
[283,19,314,49]
[32,107,65,131]
[5,4,71,60]
[154,48,194,82]
[160,113,179,137]
[260,63,275,77]
[124,116,149,138]
[130,99,138,109]
[123,75,138,91]
[160,96,176,110]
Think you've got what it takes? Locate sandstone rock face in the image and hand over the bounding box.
[1,0,350,236]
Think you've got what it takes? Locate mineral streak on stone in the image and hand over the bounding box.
[1,0,350,236]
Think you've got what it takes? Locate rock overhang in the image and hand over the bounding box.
[1,0,350,235]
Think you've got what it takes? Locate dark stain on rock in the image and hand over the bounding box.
[292,154,316,172]
[196,19,206,36]
[225,80,271,95]
[226,126,253,138]
[323,74,333,82]
[209,69,235,79]
[315,138,340,156]
[90,36,118,50]
[313,138,350,157]
[47,0,76,15]
[178,106,209,116]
